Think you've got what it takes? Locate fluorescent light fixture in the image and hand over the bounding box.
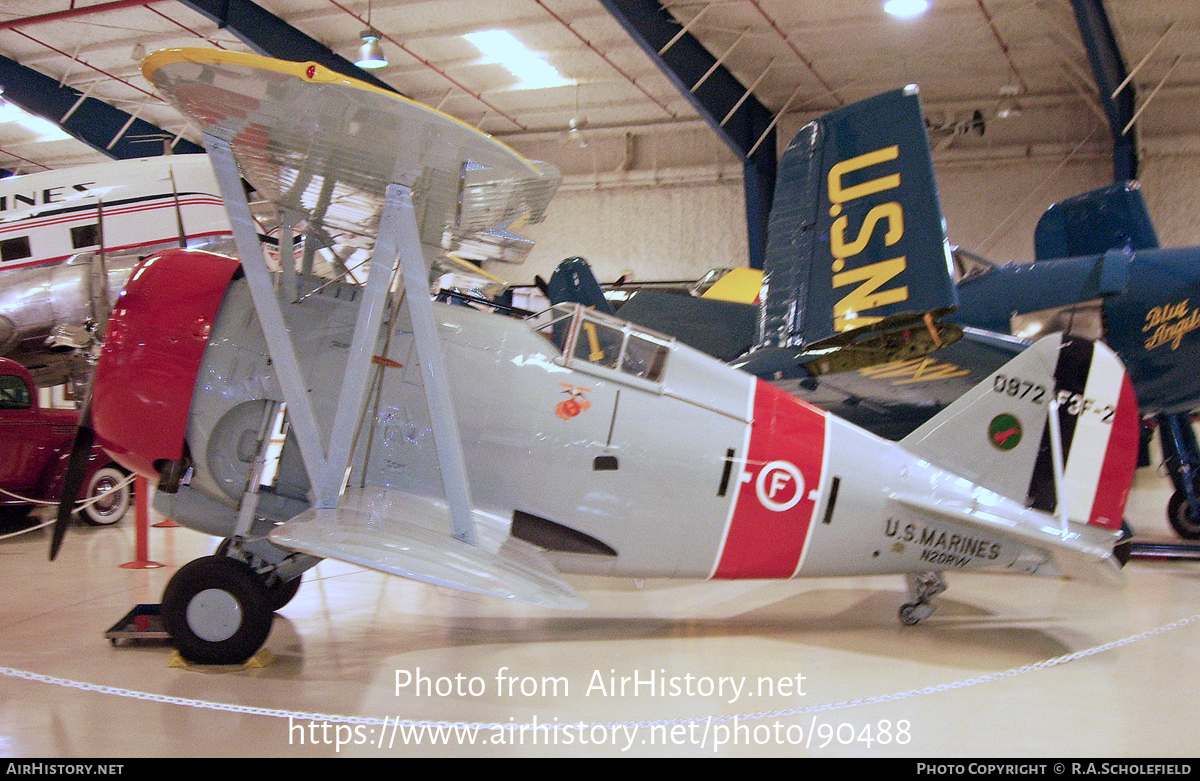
[0,100,71,141]
[884,0,929,17]
[355,29,388,69]
[464,29,574,90]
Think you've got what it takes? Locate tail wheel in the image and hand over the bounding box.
[162,555,274,665]
[1168,491,1200,540]
[79,466,132,526]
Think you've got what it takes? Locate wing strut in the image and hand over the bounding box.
[388,183,478,545]
[205,136,477,545]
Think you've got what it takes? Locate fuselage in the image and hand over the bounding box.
[95,250,1075,584]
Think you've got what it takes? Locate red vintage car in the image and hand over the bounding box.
[0,357,131,527]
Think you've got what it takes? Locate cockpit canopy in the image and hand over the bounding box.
[530,303,671,386]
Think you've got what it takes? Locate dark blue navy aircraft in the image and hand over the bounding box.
[542,86,1200,540]
[953,183,1200,539]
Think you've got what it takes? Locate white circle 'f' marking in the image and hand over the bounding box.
[755,460,804,512]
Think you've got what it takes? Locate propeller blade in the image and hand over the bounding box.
[50,395,93,561]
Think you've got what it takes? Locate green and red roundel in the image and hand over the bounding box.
[988,413,1023,451]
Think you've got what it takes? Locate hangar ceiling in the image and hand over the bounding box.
[0,0,1194,186]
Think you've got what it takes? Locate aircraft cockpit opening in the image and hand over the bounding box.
[531,303,671,386]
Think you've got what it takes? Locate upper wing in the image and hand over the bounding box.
[143,48,560,264]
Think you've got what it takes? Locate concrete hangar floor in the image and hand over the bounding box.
[1,468,1198,759]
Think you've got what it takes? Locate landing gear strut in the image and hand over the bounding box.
[899,571,946,625]
[1159,412,1200,540]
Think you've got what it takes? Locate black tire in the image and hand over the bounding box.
[1168,491,1200,540]
[267,575,302,611]
[213,538,301,611]
[79,466,132,526]
[162,555,274,665]
[0,506,31,529]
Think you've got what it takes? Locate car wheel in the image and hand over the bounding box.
[79,466,132,526]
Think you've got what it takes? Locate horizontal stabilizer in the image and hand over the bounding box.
[270,489,586,610]
[890,492,1123,586]
[773,327,1027,441]
[735,311,962,378]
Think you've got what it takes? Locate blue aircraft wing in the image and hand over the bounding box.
[772,328,1027,441]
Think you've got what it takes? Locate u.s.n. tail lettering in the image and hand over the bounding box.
[828,145,909,331]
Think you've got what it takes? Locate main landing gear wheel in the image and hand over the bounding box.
[267,575,302,611]
[162,555,274,665]
[899,571,946,626]
[1167,490,1200,540]
[79,466,132,526]
[212,538,303,611]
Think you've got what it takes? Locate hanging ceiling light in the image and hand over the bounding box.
[996,83,1023,119]
[884,0,929,17]
[566,116,588,148]
[354,1,387,70]
[356,30,387,69]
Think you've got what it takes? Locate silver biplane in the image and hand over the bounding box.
[64,50,1138,665]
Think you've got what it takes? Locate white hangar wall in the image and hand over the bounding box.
[1140,150,1200,248]
[519,177,749,285]
[935,155,1112,264]
[514,146,1200,286]
[939,148,1200,262]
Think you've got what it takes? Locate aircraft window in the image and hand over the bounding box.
[530,304,672,385]
[0,236,30,262]
[71,224,99,249]
[574,319,622,369]
[0,375,30,410]
[530,307,575,353]
[622,334,668,382]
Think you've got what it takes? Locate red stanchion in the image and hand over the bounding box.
[120,475,164,569]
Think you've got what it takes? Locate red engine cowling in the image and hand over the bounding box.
[92,248,240,481]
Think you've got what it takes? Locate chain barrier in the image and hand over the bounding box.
[0,473,136,540]
[2,610,1197,733]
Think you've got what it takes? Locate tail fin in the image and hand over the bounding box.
[758,86,957,350]
[1034,181,1160,260]
[546,257,616,316]
[901,333,1139,530]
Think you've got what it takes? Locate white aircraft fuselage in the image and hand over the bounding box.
[95,252,1127,588]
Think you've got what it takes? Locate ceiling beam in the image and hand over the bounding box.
[176,0,398,95]
[0,0,169,32]
[0,54,203,160]
[1069,0,1137,181]
[598,0,776,270]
